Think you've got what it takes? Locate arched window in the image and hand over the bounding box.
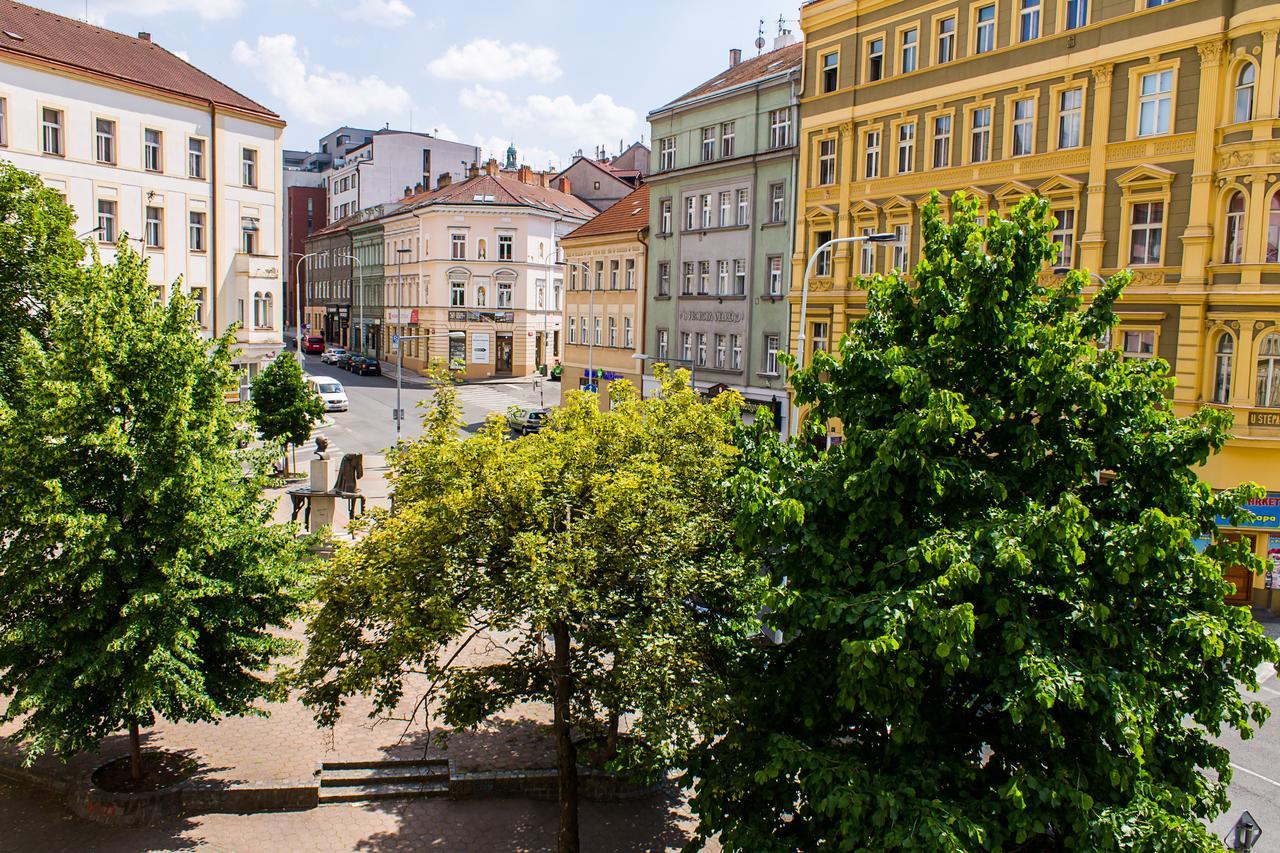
[1258,334,1280,407]
[1268,194,1280,263]
[252,291,265,328]
[1213,333,1234,404]
[1234,63,1256,123]
[1224,192,1246,264]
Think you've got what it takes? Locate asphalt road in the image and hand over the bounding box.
[299,352,559,456]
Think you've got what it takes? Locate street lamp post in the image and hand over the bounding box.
[791,232,897,438]
[394,246,412,394]
[393,331,463,443]
[292,251,326,367]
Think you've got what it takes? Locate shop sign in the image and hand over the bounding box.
[1215,494,1280,531]
[1248,410,1280,427]
[678,309,744,324]
[583,369,623,381]
[449,311,467,322]
[472,332,491,364]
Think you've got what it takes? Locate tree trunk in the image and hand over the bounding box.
[604,711,620,761]
[128,722,143,782]
[552,621,579,853]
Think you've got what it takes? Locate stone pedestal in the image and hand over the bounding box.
[309,458,336,533]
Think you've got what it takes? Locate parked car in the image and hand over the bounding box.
[303,336,326,355]
[321,347,347,365]
[336,351,356,371]
[306,376,349,413]
[506,407,551,435]
[354,355,382,376]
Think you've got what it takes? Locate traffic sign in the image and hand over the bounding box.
[1227,811,1262,852]
[391,335,400,349]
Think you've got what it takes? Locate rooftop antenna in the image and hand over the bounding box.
[756,19,767,54]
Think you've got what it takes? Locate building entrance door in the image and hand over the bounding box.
[1222,532,1257,607]
[496,334,514,376]
[535,332,545,370]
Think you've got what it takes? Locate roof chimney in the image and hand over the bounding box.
[556,176,571,195]
[517,165,534,184]
[437,173,453,190]
[468,162,481,179]
[484,158,499,177]
[729,48,742,67]
[138,31,151,42]
[774,30,798,50]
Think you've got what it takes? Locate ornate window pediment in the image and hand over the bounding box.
[1116,164,1175,191]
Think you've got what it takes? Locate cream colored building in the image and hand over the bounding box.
[377,162,594,380]
[0,2,286,384]
[560,184,649,406]
[795,0,1280,605]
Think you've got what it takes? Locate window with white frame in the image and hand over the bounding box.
[242,148,257,187]
[568,316,577,344]
[764,334,780,374]
[1128,201,1164,265]
[811,322,830,355]
[730,334,742,370]
[719,191,731,227]
[696,333,707,366]
[608,316,617,347]
[892,224,910,272]
[721,122,736,158]
[657,329,668,359]
[701,194,713,229]
[714,334,726,368]
[1057,88,1083,148]
[1257,334,1280,407]
[144,128,162,172]
[658,261,671,296]
[594,316,602,346]
[1234,64,1255,123]
[867,38,884,81]
[900,27,918,74]
[768,256,783,295]
[498,234,513,261]
[240,217,258,254]
[1019,0,1041,41]
[737,189,749,226]
[189,138,206,178]
[932,114,952,168]
[769,108,792,148]
[734,259,747,295]
[1051,209,1076,268]
[970,107,993,162]
[717,260,730,295]
[624,316,634,348]
[96,199,117,242]
[145,206,163,248]
[1137,70,1173,136]
[660,199,672,234]
[1011,97,1035,156]
[865,130,881,178]
[0,97,7,147]
[770,183,786,223]
[95,118,116,163]
[1212,334,1234,404]
[191,287,206,326]
[41,107,63,155]
[686,196,697,230]
[975,4,996,53]
[681,332,692,362]
[610,259,620,290]
[595,261,604,289]
[682,262,694,294]
[625,258,636,290]
[189,211,205,251]
[815,229,833,277]
[451,279,466,307]
[699,260,710,294]
[860,227,877,275]
[818,138,837,185]
[937,16,956,63]
[896,122,916,173]
[498,278,514,307]
[821,51,840,92]
[451,233,466,260]
[1122,330,1155,360]
[1065,0,1088,29]
[580,316,587,344]
[702,127,716,161]
[1224,192,1246,264]
[659,136,676,171]
[1268,194,1280,262]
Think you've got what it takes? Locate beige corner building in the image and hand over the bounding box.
[796,0,1280,605]
[559,185,650,406]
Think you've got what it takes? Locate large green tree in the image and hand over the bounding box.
[0,243,309,781]
[251,352,325,473]
[300,371,763,852]
[0,161,83,389]
[688,194,1280,850]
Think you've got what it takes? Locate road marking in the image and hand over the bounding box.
[1257,684,1280,698]
[1231,763,1280,789]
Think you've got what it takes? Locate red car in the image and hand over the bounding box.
[302,336,326,355]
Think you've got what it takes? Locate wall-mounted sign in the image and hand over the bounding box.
[385,308,418,324]
[1216,494,1280,531]
[471,332,491,364]
[583,369,624,381]
[1248,410,1280,427]
[449,311,467,322]
[679,309,744,324]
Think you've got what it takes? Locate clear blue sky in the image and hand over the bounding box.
[27,0,803,168]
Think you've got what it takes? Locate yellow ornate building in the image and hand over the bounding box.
[795,0,1280,605]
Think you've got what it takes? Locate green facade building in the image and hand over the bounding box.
[644,39,802,432]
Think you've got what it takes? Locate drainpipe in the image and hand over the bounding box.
[635,225,648,395]
[208,100,219,339]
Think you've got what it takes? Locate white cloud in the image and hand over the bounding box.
[102,0,244,20]
[231,34,412,127]
[341,0,414,27]
[428,40,561,84]
[459,87,639,150]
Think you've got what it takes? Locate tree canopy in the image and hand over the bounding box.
[687,194,1280,851]
[0,242,309,773]
[300,372,764,851]
[251,351,325,451]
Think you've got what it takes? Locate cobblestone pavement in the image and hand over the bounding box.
[0,780,712,852]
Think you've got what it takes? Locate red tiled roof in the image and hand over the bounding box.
[659,42,803,111]
[0,1,279,120]
[402,173,598,220]
[563,185,649,241]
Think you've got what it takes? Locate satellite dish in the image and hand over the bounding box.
[756,36,766,50]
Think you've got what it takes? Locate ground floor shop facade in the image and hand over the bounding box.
[386,308,557,382]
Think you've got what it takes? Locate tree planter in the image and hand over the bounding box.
[69,751,195,826]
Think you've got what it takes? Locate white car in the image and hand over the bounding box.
[320,347,347,366]
[307,376,349,413]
